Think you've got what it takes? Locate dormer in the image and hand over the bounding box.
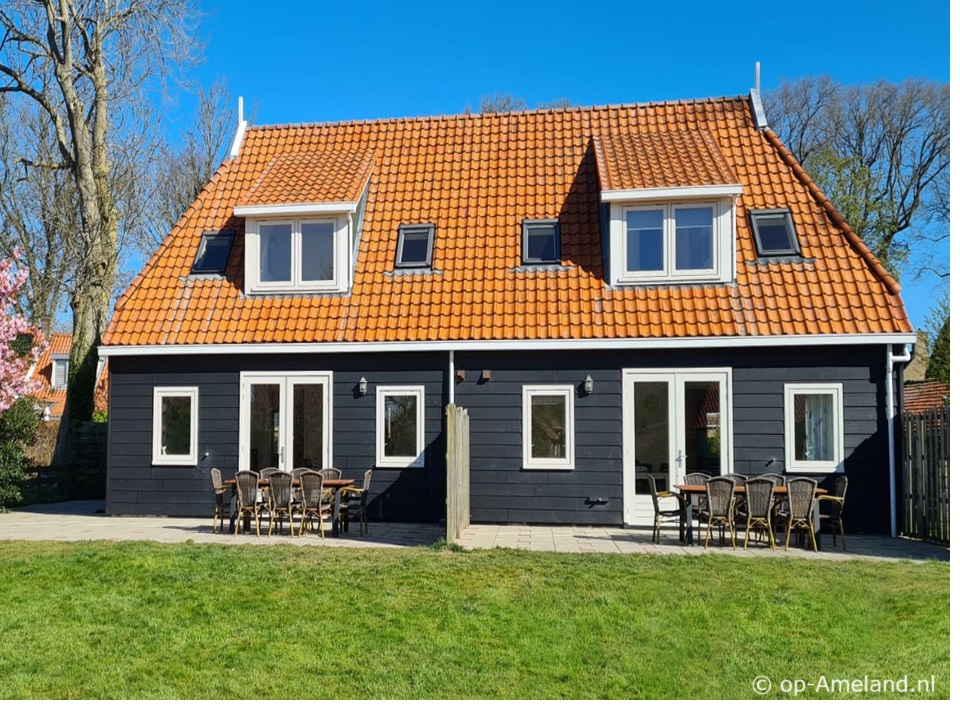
[594,131,742,286]
[51,355,69,389]
[235,148,373,294]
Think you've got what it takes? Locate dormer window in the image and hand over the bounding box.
[751,209,800,257]
[51,358,68,389]
[395,224,435,269]
[522,220,560,264]
[192,231,235,274]
[243,216,347,293]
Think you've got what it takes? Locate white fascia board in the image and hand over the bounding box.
[50,353,70,360]
[99,332,917,357]
[228,119,248,159]
[600,184,743,203]
[234,201,357,217]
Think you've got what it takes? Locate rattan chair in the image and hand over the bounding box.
[642,474,685,544]
[258,467,280,479]
[723,473,749,487]
[784,477,818,552]
[819,476,848,549]
[266,471,297,537]
[318,467,342,480]
[682,472,711,542]
[742,477,776,549]
[299,470,334,537]
[341,469,372,535]
[234,470,264,536]
[703,476,736,548]
[210,468,230,533]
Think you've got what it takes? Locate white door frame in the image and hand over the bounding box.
[622,367,733,525]
[239,371,334,471]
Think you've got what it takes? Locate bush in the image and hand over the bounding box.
[0,396,40,510]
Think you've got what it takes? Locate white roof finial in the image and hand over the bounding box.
[229,95,249,158]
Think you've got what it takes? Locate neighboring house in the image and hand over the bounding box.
[99,90,915,533]
[29,333,108,421]
[903,380,949,414]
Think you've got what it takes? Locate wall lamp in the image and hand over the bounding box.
[583,375,594,395]
[358,377,368,396]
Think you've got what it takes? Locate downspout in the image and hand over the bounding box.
[886,343,912,538]
[448,350,455,406]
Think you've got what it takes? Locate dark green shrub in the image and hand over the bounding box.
[0,396,40,510]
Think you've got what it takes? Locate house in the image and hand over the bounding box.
[29,333,108,421]
[98,90,915,533]
[903,380,949,414]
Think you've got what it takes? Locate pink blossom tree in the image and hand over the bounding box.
[0,252,44,413]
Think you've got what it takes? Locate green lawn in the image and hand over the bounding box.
[0,541,948,699]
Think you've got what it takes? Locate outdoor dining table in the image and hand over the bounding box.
[674,484,828,547]
[224,476,355,537]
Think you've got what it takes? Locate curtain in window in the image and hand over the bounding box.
[802,394,834,461]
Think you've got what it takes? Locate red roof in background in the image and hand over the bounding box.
[31,334,108,420]
[904,380,949,414]
[102,96,912,348]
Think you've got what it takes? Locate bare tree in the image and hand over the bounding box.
[465,93,575,114]
[766,76,949,280]
[0,0,200,458]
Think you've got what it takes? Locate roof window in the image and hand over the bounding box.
[522,220,560,265]
[192,231,235,274]
[751,210,800,257]
[395,224,435,269]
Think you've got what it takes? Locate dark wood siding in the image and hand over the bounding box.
[107,344,892,532]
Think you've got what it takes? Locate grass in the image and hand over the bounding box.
[0,541,949,699]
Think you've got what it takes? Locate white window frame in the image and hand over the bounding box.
[245,216,350,294]
[376,385,426,468]
[152,386,199,466]
[784,383,844,473]
[610,197,735,285]
[522,385,575,470]
[51,357,69,389]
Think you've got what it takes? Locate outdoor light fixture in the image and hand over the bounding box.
[359,377,368,395]
[583,375,594,394]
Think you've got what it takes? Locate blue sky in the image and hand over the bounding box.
[179,0,950,331]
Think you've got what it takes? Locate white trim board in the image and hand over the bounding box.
[600,184,743,203]
[99,333,917,358]
[235,201,357,217]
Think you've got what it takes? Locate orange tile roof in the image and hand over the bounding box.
[594,130,738,191]
[31,334,109,419]
[238,148,374,207]
[904,381,949,414]
[103,96,912,348]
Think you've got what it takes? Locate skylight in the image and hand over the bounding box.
[522,220,560,265]
[192,231,235,274]
[750,210,800,257]
[395,224,435,269]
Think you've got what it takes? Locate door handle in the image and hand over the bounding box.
[676,449,684,468]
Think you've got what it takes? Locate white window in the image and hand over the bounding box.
[784,383,844,472]
[51,358,68,389]
[522,385,575,470]
[245,216,348,293]
[376,386,425,468]
[610,198,735,285]
[152,387,198,466]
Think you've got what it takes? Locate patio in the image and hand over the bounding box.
[0,500,948,562]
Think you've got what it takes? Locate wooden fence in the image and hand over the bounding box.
[445,404,470,543]
[901,405,949,545]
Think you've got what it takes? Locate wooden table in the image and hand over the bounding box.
[674,484,827,547]
[224,476,355,536]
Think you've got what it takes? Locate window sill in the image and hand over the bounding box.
[377,457,425,469]
[522,461,576,471]
[785,460,845,474]
[152,456,198,467]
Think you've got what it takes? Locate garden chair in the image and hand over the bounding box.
[210,468,230,534]
[681,472,710,542]
[266,471,297,537]
[299,471,334,537]
[742,477,776,549]
[818,476,848,549]
[643,474,685,544]
[318,468,342,480]
[234,470,264,536]
[703,476,736,548]
[341,469,372,535]
[783,477,818,552]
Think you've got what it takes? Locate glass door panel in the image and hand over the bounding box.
[683,381,722,476]
[292,382,325,469]
[633,381,672,495]
[248,383,280,472]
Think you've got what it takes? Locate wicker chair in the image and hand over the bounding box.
[819,475,848,549]
[742,477,776,549]
[341,469,372,535]
[723,473,749,487]
[318,467,342,480]
[703,476,736,548]
[682,472,711,542]
[258,467,281,479]
[266,471,297,537]
[299,471,334,537]
[643,474,685,544]
[783,477,819,551]
[234,470,264,536]
[210,468,230,534]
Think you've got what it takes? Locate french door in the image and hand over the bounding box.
[239,372,333,472]
[623,368,731,525]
